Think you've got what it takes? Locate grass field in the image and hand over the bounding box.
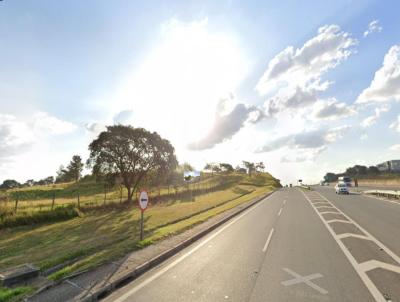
[0,172,279,299]
[0,174,224,215]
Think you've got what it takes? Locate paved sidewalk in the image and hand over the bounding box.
[27,191,274,302]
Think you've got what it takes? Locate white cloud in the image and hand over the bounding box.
[0,112,77,165]
[364,20,383,37]
[188,97,264,150]
[31,112,77,135]
[356,45,400,103]
[389,144,400,151]
[360,105,390,128]
[256,125,351,162]
[312,98,355,120]
[256,25,357,96]
[113,110,134,125]
[390,115,400,132]
[360,134,368,140]
[0,114,33,160]
[85,122,106,135]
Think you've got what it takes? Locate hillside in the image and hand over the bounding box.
[0,172,280,284]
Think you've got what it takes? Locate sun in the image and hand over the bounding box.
[111,18,249,149]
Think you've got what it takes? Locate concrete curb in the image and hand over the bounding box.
[78,190,275,301]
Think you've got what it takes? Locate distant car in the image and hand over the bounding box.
[338,176,352,187]
[320,181,328,186]
[335,183,349,194]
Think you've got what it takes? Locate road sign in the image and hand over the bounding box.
[138,190,149,211]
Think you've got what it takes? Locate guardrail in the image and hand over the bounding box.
[364,190,400,199]
[299,185,312,190]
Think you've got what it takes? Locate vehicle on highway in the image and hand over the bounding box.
[335,182,349,194]
[338,176,352,187]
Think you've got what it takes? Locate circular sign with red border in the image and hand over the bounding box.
[138,190,149,211]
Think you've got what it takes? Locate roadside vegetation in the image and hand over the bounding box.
[324,164,400,183]
[0,124,280,301]
[0,172,279,279]
[0,286,33,302]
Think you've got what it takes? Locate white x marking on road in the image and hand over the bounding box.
[281,268,328,295]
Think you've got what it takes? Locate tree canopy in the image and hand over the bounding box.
[88,125,178,202]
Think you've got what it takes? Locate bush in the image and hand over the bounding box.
[0,206,81,229]
[0,286,32,302]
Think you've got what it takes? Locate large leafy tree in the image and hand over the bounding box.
[88,125,178,202]
[0,179,20,190]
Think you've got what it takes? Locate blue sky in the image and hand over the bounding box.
[0,0,399,184]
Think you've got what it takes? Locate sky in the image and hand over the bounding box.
[0,0,399,185]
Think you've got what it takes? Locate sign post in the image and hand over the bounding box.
[138,190,149,241]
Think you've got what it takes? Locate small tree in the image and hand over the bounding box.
[181,162,194,172]
[242,161,255,177]
[255,162,265,173]
[323,172,337,183]
[67,155,84,182]
[88,125,178,202]
[219,163,234,173]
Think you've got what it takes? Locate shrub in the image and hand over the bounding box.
[0,206,80,229]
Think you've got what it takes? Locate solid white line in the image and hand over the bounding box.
[278,208,283,216]
[262,228,274,252]
[362,192,400,206]
[111,194,273,302]
[300,190,386,302]
[283,200,286,205]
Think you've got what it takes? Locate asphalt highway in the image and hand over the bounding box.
[103,187,400,302]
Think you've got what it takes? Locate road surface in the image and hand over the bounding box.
[103,187,400,302]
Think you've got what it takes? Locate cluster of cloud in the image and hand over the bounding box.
[390,144,400,151]
[361,105,390,128]
[256,25,357,99]
[189,25,358,153]
[0,112,77,166]
[312,98,356,120]
[364,20,383,37]
[390,115,400,133]
[357,45,400,103]
[188,97,264,150]
[256,125,351,161]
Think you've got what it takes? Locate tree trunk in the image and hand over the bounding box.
[127,186,132,202]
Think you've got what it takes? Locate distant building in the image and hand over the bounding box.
[376,160,400,172]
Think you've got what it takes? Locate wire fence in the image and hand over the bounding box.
[0,178,226,217]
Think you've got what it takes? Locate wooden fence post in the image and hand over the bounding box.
[14,195,19,213]
[52,191,55,210]
[77,190,80,209]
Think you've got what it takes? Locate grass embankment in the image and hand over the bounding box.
[0,173,280,284]
[0,286,33,302]
[1,174,225,215]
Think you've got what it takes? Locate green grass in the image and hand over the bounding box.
[0,206,81,229]
[0,173,280,281]
[0,286,33,302]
